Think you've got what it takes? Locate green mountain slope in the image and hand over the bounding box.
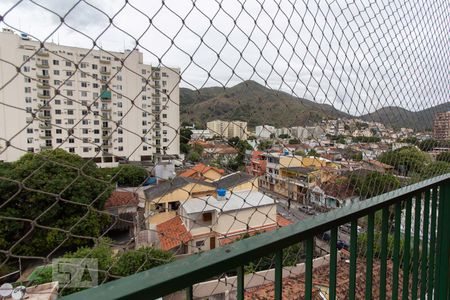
[180,80,350,128]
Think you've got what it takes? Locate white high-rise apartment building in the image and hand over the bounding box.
[0,29,180,166]
[206,120,247,140]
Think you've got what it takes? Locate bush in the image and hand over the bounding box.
[26,241,174,296]
[111,247,174,277]
[436,152,450,163]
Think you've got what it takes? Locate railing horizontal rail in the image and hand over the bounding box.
[61,174,450,300]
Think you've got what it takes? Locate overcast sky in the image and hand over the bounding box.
[0,0,448,116]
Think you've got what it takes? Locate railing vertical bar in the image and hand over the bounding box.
[420,190,430,300]
[274,250,283,300]
[305,238,313,300]
[411,193,422,300]
[402,196,412,300]
[391,202,401,300]
[329,228,338,300]
[434,185,443,296]
[428,187,438,299]
[379,207,389,300]
[365,212,374,299]
[435,181,450,298]
[237,265,244,300]
[185,286,193,300]
[349,219,358,300]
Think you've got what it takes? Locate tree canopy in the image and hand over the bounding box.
[349,171,400,199]
[0,149,112,257]
[101,164,149,187]
[377,147,430,176]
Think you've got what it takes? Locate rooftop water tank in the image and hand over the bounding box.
[217,188,227,200]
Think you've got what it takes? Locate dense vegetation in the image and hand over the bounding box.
[349,171,401,198]
[0,150,112,259]
[29,240,174,295]
[100,164,149,187]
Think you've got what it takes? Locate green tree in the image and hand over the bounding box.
[308,149,319,157]
[180,128,193,154]
[102,165,149,187]
[378,147,430,176]
[420,161,450,179]
[417,139,440,152]
[352,136,381,143]
[187,151,201,162]
[349,171,401,199]
[27,240,174,296]
[294,150,306,156]
[258,140,273,151]
[352,151,363,161]
[278,134,290,139]
[436,152,450,163]
[289,138,300,144]
[0,150,112,257]
[226,137,252,171]
[110,247,174,277]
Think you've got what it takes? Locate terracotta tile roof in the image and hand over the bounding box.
[156,216,192,251]
[276,214,294,227]
[179,163,225,179]
[245,258,412,299]
[104,191,139,209]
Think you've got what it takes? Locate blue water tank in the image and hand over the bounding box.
[283,149,289,156]
[217,189,226,197]
[144,177,157,186]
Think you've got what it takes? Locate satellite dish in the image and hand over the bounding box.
[0,283,13,297]
[11,286,26,300]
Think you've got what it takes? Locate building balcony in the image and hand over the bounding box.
[38,103,51,109]
[40,145,52,150]
[36,63,49,68]
[101,107,111,111]
[100,90,112,100]
[102,143,112,148]
[39,123,52,129]
[99,58,111,64]
[38,113,51,119]
[61,175,450,300]
[37,83,50,89]
[37,93,51,99]
[36,50,49,57]
[39,134,52,139]
[99,69,111,75]
[36,73,50,79]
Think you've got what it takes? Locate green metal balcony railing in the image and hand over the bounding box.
[100,90,112,100]
[61,175,450,300]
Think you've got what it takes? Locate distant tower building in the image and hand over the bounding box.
[433,112,450,140]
